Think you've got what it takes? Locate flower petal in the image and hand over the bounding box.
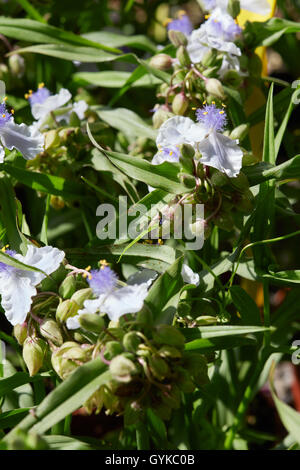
[198,132,243,178]
[0,145,4,163]
[0,271,36,325]
[15,245,65,285]
[181,263,200,286]
[157,116,197,148]
[240,0,271,15]
[31,88,72,120]
[99,283,149,322]
[0,120,44,160]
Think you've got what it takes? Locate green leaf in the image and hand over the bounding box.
[73,70,161,88]
[0,408,31,430]
[263,270,300,286]
[82,31,157,53]
[96,107,158,140]
[5,358,110,439]
[0,173,25,251]
[0,372,52,398]
[245,18,300,48]
[243,155,300,185]
[230,286,261,326]
[44,435,103,450]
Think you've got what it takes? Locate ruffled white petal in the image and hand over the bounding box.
[187,27,241,64]
[240,0,271,15]
[0,120,44,160]
[72,100,88,120]
[156,116,197,148]
[15,245,65,285]
[0,271,36,326]
[66,315,81,330]
[198,132,243,178]
[0,145,4,163]
[31,88,72,120]
[181,263,200,286]
[99,283,148,321]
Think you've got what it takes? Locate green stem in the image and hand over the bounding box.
[263,279,271,348]
[136,421,150,450]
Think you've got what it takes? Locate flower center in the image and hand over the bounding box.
[196,103,227,132]
[26,84,51,106]
[88,266,118,296]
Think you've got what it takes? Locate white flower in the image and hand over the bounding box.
[66,266,150,329]
[202,0,271,16]
[181,263,200,286]
[31,88,72,121]
[0,101,44,161]
[0,245,65,326]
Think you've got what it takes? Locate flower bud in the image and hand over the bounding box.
[123,331,141,353]
[195,315,218,325]
[40,319,63,346]
[158,345,182,359]
[0,64,10,82]
[78,313,105,333]
[201,49,217,68]
[211,170,228,187]
[13,323,28,345]
[51,342,91,379]
[104,341,124,360]
[168,30,187,47]
[23,337,47,376]
[59,276,77,299]
[205,78,226,100]
[109,354,138,383]
[8,54,25,78]
[176,46,191,68]
[180,143,195,160]
[149,53,173,71]
[148,354,169,381]
[152,325,185,348]
[172,92,189,115]
[56,299,79,323]
[230,123,249,141]
[71,288,93,308]
[152,106,173,129]
[227,0,241,18]
[44,129,60,150]
[178,172,196,189]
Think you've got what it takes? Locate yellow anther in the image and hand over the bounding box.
[24,93,29,99]
[192,107,197,110]
[11,109,14,114]
[219,111,225,114]
[163,18,172,26]
[222,103,226,108]
[205,14,210,19]
[2,114,5,118]
[85,265,91,272]
[158,238,163,245]
[169,151,173,156]
[212,101,215,104]
[99,259,109,269]
[38,82,45,88]
[203,111,208,115]
[178,10,186,18]
[3,96,7,101]
[203,100,207,105]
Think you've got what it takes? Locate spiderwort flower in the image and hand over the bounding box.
[0,245,65,326]
[0,99,44,163]
[166,10,193,36]
[27,83,88,130]
[193,104,243,177]
[66,266,150,329]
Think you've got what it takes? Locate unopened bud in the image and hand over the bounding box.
[205,78,226,100]
[152,106,173,129]
[176,46,191,68]
[71,288,93,308]
[104,341,123,360]
[180,143,195,160]
[13,323,28,345]
[153,325,185,348]
[40,319,63,346]
[44,129,60,150]
[172,92,189,115]
[211,170,228,187]
[109,354,138,383]
[8,54,25,78]
[158,345,182,359]
[56,299,79,323]
[149,53,173,71]
[78,313,105,333]
[178,172,196,189]
[123,331,141,353]
[51,342,91,379]
[201,49,217,68]
[227,0,241,18]
[59,276,77,299]
[148,354,169,381]
[195,315,218,325]
[23,337,47,376]
[168,29,187,47]
[230,123,249,141]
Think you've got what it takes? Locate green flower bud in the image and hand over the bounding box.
[152,106,173,129]
[178,172,196,189]
[168,30,187,47]
[44,129,60,150]
[59,276,77,299]
[8,54,25,78]
[230,123,249,141]
[172,92,189,115]
[152,325,185,348]
[23,337,47,376]
[148,354,169,381]
[103,341,124,360]
[103,327,125,343]
[205,78,226,100]
[0,64,10,82]
[78,313,105,333]
[13,323,28,345]
[56,299,79,323]
[180,143,195,160]
[51,342,91,379]
[211,170,228,187]
[109,354,138,383]
[176,46,191,68]
[71,288,93,308]
[179,156,194,174]
[201,49,217,68]
[40,319,63,346]
[158,345,182,359]
[123,332,142,353]
[149,53,173,71]
[227,0,241,18]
